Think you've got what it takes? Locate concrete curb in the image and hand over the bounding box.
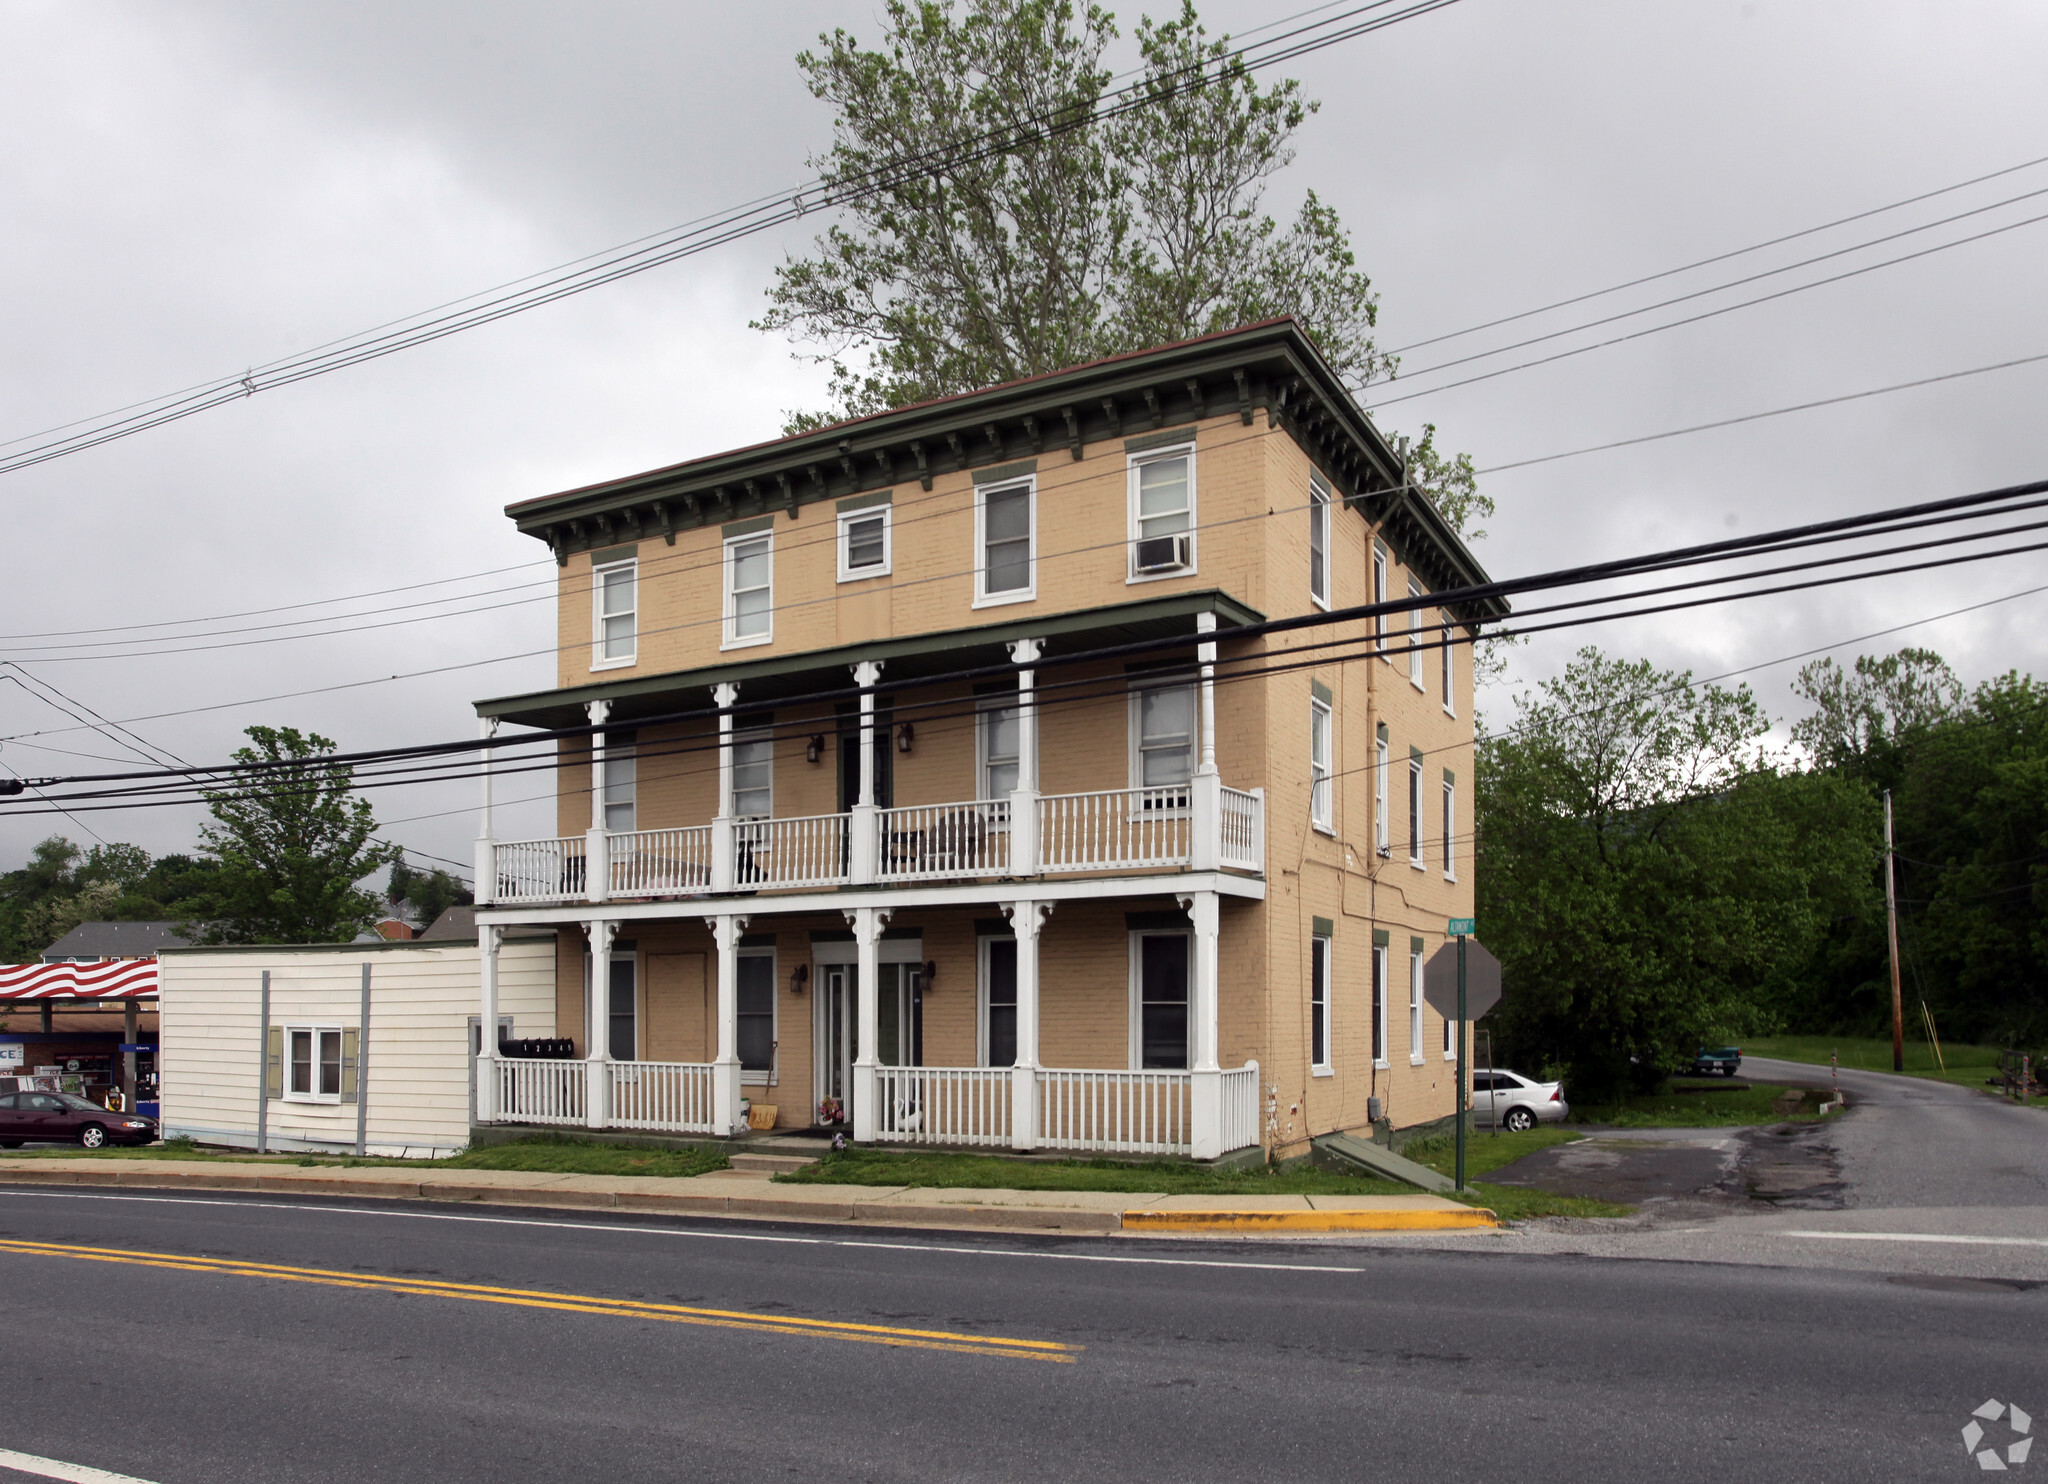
[1123,1206,1499,1233]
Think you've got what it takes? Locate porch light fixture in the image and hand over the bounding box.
[896,721,915,753]
[806,734,824,764]
[790,963,809,995]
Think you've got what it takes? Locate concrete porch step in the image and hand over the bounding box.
[729,1152,820,1174]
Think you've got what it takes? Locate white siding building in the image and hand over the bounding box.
[158,935,555,1158]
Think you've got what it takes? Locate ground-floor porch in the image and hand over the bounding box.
[475,874,1265,1159]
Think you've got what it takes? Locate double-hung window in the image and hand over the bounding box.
[1443,772,1457,880]
[979,698,1020,800]
[1374,725,1390,855]
[606,954,636,1061]
[1372,942,1389,1067]
[1372,545,1389,655]
[729,725,773,819]
[601,734,637,833]
[1409,753,1424,868]
[592,556,637,669]
[1308,476,1330,608]
[1131,673,1194,805]
[837,506,891,581]
[1310,931,1332,1073]
[976,477,1035,604]
[982,934,1018,1067]
[1134,931,1190,1070]
[285,1025,344,1103]
[1409,943,1425,1063]
[723,532,773,647]
[1129,448,1194,578]
[737,949,776,1075]
[1408,581,1426,688]
[1309,694,1333,833]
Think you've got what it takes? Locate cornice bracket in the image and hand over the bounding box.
[910,439,932,490]
[1142,386,1161,428]
[1186,378,1205,420]
[984,422,1004,460]
[1099,396,1121,437]
[1234,368,1253,426]
[1022,413,1041,455]
[654,501,674,545]
[1062,405,1081,460]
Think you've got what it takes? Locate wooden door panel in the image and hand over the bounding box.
[645,952,710,1063]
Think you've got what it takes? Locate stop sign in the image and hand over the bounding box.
[1422,939,1503,1020]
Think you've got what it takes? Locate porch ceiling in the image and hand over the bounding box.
[475,589,1263,731]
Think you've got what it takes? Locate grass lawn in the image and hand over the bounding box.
[1399,1127,1634,1221]
[1741,1034,2014,1093]
[1568,1079,1835,1128]
[776,1147,1411,1197]
[0,1134,729,1180]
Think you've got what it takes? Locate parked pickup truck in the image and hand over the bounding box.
[1690,1046,1742,1077]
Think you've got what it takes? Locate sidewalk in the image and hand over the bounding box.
[0,1158,1497,1236]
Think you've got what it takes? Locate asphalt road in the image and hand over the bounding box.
[0,1186,2040,1482]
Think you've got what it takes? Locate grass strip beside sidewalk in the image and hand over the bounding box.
[1399,1128,1634,1221]
[0,1134,730,1180]
[776,1148,1412,1196]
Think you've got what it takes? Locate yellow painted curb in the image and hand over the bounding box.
[1122,1207,1500,1233]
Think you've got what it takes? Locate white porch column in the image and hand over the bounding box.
[1006,639,1042,876]
[848,904,891,1141]
[1005,900,1051,1150]
[584,700,611,904]
[711,913,749,1136]
[1182,890,1223,1158]
[475,923,500,1122]
[711,683,738,892]
[1190,613,1222,871]
[584,918,617,1129]
[473,716,499,906]
[849,661,882,883]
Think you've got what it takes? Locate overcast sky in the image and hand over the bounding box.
[3,0,2045,883]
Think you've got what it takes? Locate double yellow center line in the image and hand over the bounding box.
[0,1237,1079,1363]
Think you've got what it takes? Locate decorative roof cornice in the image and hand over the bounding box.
[506,318,1504,618]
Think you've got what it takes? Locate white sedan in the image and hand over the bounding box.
[1472,1070,1569,1131]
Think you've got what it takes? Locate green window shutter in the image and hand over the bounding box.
[1311,916,1335,938]
[340,1028,360,1105]
[1372,929,1390,948]
[264,1026,283,1099]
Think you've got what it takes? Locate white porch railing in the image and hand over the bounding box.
[1220,1061,1262,1154]
[877,802,1010,882]
[495,1058,586,1126]
[734,813,849,890]
[607,1060,718,1133]
[1036,1067,1191,1154]
[875,1065,1014,1146]
[1219,787,1264,872]
[1037,787,1192,873]
[609,826,712,897]
[494,836,587,904]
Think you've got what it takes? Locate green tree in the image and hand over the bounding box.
[386,860,473,930]
[757,0,1486,536]
[1477,648,1877,1098]
[1790,647,1961,786]
[179,726,400,945]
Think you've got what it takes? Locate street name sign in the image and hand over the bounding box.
[1448,917,1476,936]
[1423,939,1503,1020]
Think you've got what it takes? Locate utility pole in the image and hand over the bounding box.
[1884,789,1904,1073]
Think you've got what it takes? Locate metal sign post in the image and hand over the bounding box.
[1456,931,1468,1190]
[1425,920,1492,1194]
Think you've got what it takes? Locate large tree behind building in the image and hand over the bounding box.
[179,726,399,945]
[758,0,1488,538]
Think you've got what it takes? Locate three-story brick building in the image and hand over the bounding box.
[469,318,1502,1160]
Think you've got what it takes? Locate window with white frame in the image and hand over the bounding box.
[1442,620,1456,714]
[592,556,637,668]
[602,734,636,833]
[1409,945,1425,1063]
[729,725,773,819]
[605,954,636,1061]
[1372,544,1389,654]
[976,477,1035,603]
[1409,754,1424,867]
[723,532,773,646]
[1443,772,1457,879]
[1308,476,1330,608]
[837,506,891,581]
[1131,674,1195,801]
[978,697,1020,800]
[1309,695,1333,833]
[1128,448,1194,577]
[1372,943,1389,1067]
[1444,1002,1455,1058]
[1134,930,1191,1070]
[737,948,776,1075]
[285,1025,344,1102]
[1374,724,1390,854]
[981,933,1018,1067]
[1408,580,1426,687]
[1311,931,1332,1072]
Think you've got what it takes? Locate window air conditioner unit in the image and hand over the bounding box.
[1133,534,1190,573]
